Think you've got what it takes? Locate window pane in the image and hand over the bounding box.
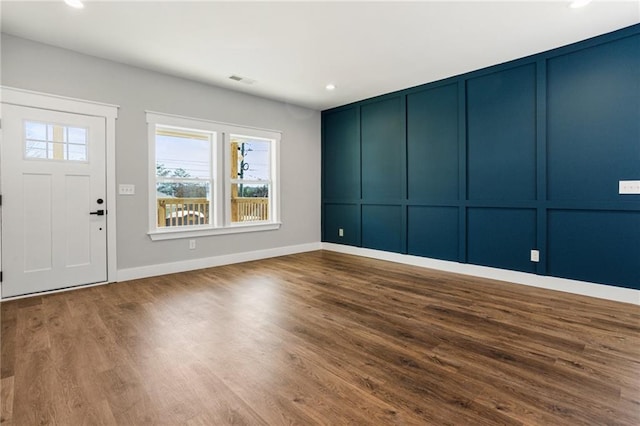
[24,121,87,161]
[67,144,87,161]
[230,136,270,181]
[231,184,269,223]
[25,121,47,140]
[25,140,47,158]
[156,128,211,179]
[156,181,211,227]
[68,127,87,144]
[47,125,54,141]
[235,183,269,198]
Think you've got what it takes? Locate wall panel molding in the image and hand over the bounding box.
[322,24,640,291]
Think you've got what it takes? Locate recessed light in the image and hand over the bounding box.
[569,0,592,8]
[64,0,85,9]
[325,84,336,91]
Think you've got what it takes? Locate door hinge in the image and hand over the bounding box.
[0,271,3,282]
[0,194,2,206]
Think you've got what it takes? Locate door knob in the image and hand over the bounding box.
[90,210,105,216]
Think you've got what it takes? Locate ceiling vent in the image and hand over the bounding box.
[229,75,256,85]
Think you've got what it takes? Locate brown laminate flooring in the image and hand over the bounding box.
[1,250,639,425]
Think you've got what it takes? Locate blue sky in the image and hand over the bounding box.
[156,134,269,181]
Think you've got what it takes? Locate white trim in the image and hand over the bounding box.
[322,243,640,306]
[1,86,118,119]
[215,130,224,227]
[148,222,281,241]
[224,131,231,225]
[147,112,222,134]
[0,87,119,300]
[117,242,321,281]
[145,110,282,135]
[272,132,281,228]
[147,117,159,232]
[106,112,118,285]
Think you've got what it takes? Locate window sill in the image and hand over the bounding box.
[148,222,281,241]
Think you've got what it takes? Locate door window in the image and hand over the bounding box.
[24,120,88,161]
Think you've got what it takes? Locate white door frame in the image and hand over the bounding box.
[0,86,119,300]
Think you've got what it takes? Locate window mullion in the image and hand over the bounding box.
[221,131,230,227]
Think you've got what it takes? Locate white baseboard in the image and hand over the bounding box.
[5,241,636,307]
[117,242,322,282]
[322,243,640,306]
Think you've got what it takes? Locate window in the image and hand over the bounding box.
[229,135,272,223]
[24,121,88,161]
[147,112,280,240]
[155,126,213,228]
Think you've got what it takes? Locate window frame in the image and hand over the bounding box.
[146,111,281,241]
[154,123,216,229]
[225,132,277,227]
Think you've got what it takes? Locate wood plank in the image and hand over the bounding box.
[1,250,638,424]
[0,376,14,424]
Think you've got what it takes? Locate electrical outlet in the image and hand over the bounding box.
[338,228,344,237]
[619,180,640,194]
[119,184,135,195]
[530,250,539,263]
[189,239,196,250]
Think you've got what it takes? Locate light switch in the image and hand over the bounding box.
[119,184,135,195]
[338,228,344,237]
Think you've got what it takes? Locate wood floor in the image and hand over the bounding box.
[1,250,639,425]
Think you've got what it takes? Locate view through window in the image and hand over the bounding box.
[230,135,272,223]
[155,126,213,228]
[148,112,280,238]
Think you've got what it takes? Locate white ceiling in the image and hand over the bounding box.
[1,1,639,110]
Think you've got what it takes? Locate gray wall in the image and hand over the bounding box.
[1,34,321,271]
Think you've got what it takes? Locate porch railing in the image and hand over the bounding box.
[157,197,209,227]
[157,197,268,227]
[233,197,269,222]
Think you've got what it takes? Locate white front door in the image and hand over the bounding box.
[1,104,108,297]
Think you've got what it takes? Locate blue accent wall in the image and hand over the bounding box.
[323,203,360,246]
[361,98,405,200]
[467,208,537,274]
[407,206,459,261]
[322,24,640,291]
[467,64,537,201]
[547,210,640,286]
[362,205,403,252]
[407,83,459,202]
[323,108,360,200]
[547,35,640,202]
